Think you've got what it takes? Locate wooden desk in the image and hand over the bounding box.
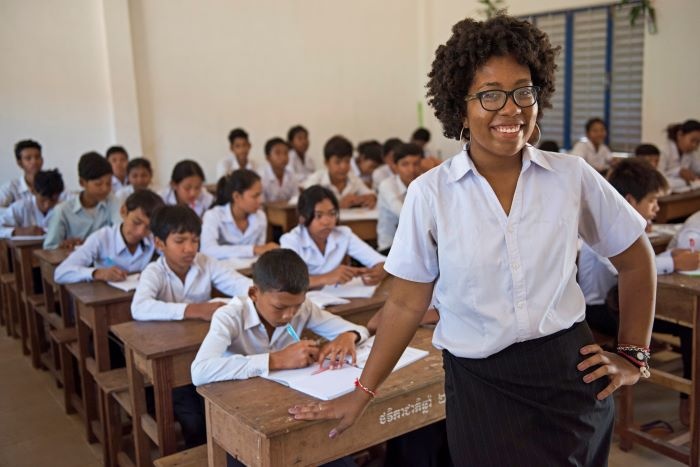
[339,208,378,243]
[199,327,443,467]
[618,273,700,466]
[7,237,44,361]
[657,190,700,223]
[650,233,673,255]
[65,281,134,442]
[111,294,389,466]
[0,239,17,337]
[265,202,297,233]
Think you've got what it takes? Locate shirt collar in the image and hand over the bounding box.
[448,144,553,183]
[242,296,263,330]
[71,193,108,214]
[158,252,202,278]
[298,225,337,253]
[19,176,30,194]
[113,223,150,255]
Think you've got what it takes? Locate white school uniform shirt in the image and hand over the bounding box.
[54,223,155,284]
[287,149,315,184]
[384,145,646,359]
[131,253,252,321]
[376,175,408,252]
[569,139,612,172]
[200,204,267,259]
[280,225,386,275]
[578,241,673,306]
[159,187,214,218]
[371,164,394,190]
[659,139,686,179]
[667,210,700,250]
[190,296,369,385]
[216,155,258,179]
[111,175,128,193]
[350,158,372,188]
[0,196,54,238]
[302,169,374,199]
[260,162,298,203]
[0,176,31,208]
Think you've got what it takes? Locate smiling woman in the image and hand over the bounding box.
[288,14,657,467]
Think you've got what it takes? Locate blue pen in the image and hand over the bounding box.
[285,323,301,342]
[103,257,115,267]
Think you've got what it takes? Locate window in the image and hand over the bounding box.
[526,3,644,152]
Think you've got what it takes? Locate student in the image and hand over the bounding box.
[411,127,441,172]
[54,190,164,284]
[286,125,314,183]
[290,15,655,467]
[106,145,129,192]
[201,170,278,260]
[302,136,376,209]
[280,186,386,289]
[44,152,120,250]
[570,117,613,173]
[634,144,661,169]
[160,160,214,218]
[579,158,696,426]
[352,140,383,188]
[659,119,700,183]
[131,204,252,322]
[376,143,424,254]
[191,248,369,384]
[114,157,154,205]
[0,169,64,238]
[371,137,402,189]
[260,137,297,203]
[0,139,44,208]
[217,128,257,179]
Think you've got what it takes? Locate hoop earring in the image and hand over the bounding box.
[459,127,470,147]
[529,122,541,147]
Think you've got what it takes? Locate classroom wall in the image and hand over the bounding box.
[1,0,698,190]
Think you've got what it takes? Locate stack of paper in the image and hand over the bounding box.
[306,291,350,309]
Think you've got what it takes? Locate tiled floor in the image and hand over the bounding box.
[0,330,688,467]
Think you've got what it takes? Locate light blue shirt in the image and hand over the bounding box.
[200,204,267,259]
[54,223,155,284]
[160,187,214,218]
[280,224,386,275]
[43,193,121,250]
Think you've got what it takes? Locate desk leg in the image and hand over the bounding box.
[126,347,151,467]
[153,359,177,456]
[76,311,98,443]
[26,299,43,369]
[205,401,227,467]
[618,386,634,451]
[691,302,700,467]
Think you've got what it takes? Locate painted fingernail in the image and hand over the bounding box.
[329,429,338,439]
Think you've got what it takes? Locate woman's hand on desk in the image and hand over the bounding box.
[577,344,641,400]
[288,388,371,439]
[671,248,700,271]
[93,266,128,282]
[270,340,319,370]
[318,332,358,369]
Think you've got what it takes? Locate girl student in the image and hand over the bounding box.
[160,159,213,218]
[570,117,613,173]
[659,119,700,185]
[201,169,278,260]
[280,185,386,289]
[289,14,656,466]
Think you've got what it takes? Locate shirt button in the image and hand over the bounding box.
[507,225,514,233]
[516,301,524,309]
[512,263,520,270]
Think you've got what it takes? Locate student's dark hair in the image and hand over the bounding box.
[393,143,424,164]
[411,128,431,143]
[253,249,310,294]
[264,137,289,157]
[538,140,560,152]
[170,159,205,184]
[357,140,383,165]
[33,169,64,198]
[298,185,339,227]
[382,138,403,158]
[228,128,249,144]
[323,135,353,161]
[127,157,153,174]
[634,144,661,157]
[427,14,558,140]
[78,151,113,180]
[214,169,261,206]
[607,158,668,202]
[105,145,129,160]
[150,205,202,241]
[666,119,700,141]
[585,118,607,134]
[287,125,308,143]
[124,189,165,218]
[14,139,42,161]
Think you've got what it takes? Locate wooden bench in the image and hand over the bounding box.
[153,445,207,467]
[49,326,81,415]
[95,368,133,467]
[1,272,17,337]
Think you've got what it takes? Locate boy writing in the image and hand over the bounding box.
[303,135,376,209]
[54,190,164,284]
[0,169,64,238]
[130,205,252,321]
[43,152,120,250]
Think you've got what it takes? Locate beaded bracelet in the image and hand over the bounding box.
[616,344,651,379]
[354,378,377,398]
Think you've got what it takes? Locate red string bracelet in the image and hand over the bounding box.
[354,378,377,398]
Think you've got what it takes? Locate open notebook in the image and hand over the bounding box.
[107,273,140,292]
[263,336,428,400]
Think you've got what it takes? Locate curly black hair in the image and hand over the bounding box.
[426,14,559,140]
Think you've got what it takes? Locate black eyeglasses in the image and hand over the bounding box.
[465,85,540,111]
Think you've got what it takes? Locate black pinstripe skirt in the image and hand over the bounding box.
[443,320,613,467]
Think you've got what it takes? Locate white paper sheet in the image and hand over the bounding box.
[107,273,140,292]
[306,291,350,308]
[339,208,379,221]
[320,277,376,298]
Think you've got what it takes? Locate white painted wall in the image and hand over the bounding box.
[1,0,697,189]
